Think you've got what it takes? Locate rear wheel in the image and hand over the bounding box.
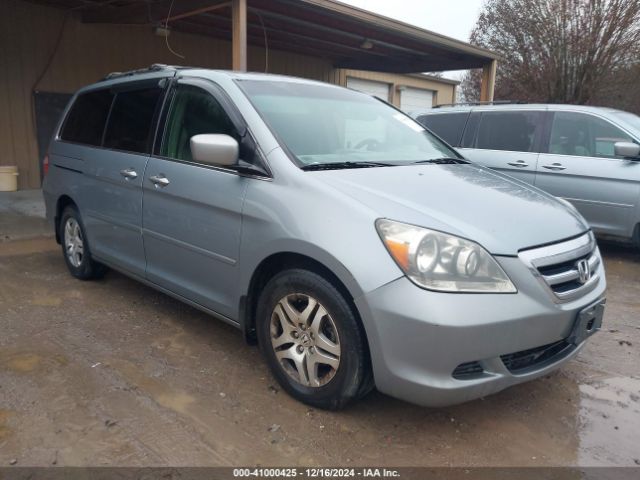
[60,206,106,280]
[256,268,372,410]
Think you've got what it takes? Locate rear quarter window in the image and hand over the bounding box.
[417,112,468,147]
[103,88,163,154]
[60,90,114,146]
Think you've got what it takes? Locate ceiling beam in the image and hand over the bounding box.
[243,8,471,69]
[188,12,395,60]
[82,0,154,24]
[170,18,350,62]
[173,18,351,60]
[249,0,473,60]
[175,8,465,71]
[337,57,486,73]
[167,2,230,22]
[82,0,231,24]
[171,17,465,73]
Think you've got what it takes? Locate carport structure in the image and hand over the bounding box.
[3,0,499,189]
[45,0,498,101]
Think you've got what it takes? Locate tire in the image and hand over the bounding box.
[59,205,107,280]
[256,268,372,410]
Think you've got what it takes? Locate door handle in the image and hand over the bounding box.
[542,163,566,171]
[149,174,170,187]
[507,161,529,168]
[119,168,138,179]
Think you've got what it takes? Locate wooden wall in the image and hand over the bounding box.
[0,0,455,189]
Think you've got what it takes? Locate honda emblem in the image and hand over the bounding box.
[577,259,591,284]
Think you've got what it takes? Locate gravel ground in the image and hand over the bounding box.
[0,237,639,467]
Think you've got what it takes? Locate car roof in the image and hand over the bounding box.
[77,65,333,94]
[417,103,626,116]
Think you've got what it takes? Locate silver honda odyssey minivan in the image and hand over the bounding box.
[43,66,606,409]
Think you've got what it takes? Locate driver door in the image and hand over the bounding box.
[535,111,640,238]
[142,78,249,318]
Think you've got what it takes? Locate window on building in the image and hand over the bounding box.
[103,88,163,154]
[417,113,469,146]
[549,112,634,158]
[161,85,237,162]
[60,90,114,146]
[475,111,541,152]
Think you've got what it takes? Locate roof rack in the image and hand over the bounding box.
[100,64,180,81]
[433,100,528,108]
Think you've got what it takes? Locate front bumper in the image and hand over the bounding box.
[355,255,607,407]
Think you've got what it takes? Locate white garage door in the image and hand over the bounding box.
[346,77,390,101]
[400,87,434,113]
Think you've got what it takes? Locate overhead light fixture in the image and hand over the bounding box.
[154,26,171,37]
[360,39,373,50]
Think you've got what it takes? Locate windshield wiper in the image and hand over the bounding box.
[411,157,469,165]
[301,161,396,171]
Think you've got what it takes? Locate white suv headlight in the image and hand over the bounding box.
[376,219,516,293]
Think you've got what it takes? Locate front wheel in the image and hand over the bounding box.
[256,269,372,410]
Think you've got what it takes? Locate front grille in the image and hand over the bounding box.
[500,339,574,373]
[519,232,601,302]
[452,361,484,379]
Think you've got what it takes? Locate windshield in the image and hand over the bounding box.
[614,111,640,135]
[238,80,458,167]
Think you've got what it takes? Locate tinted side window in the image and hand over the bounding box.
[161,85,236,162]
[417,113,468,146]
[549,112,633,158]
[103,88,163,154]
[60,90,114,146]
[475,111,541,152]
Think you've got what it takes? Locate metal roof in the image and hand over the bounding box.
[31,0,497,73]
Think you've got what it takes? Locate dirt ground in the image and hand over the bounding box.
[0,237,639,467]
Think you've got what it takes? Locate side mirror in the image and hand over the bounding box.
[190,134,239,166]
[614,141,640,159]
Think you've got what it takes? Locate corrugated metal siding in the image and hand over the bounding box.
[0,0,457,189]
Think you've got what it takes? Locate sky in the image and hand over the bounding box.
[338,0,486,79]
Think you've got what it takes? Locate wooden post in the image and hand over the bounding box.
[480,59,497,102]
[390,83,399,106]
[232,0,247,71]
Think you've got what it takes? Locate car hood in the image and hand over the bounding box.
[313,163,589,256]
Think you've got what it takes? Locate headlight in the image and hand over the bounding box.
[376,219,516,293]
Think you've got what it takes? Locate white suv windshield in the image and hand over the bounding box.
[614,111,640,134]
[239,80,457,167]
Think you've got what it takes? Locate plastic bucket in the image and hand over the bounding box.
[0,166,19,192]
